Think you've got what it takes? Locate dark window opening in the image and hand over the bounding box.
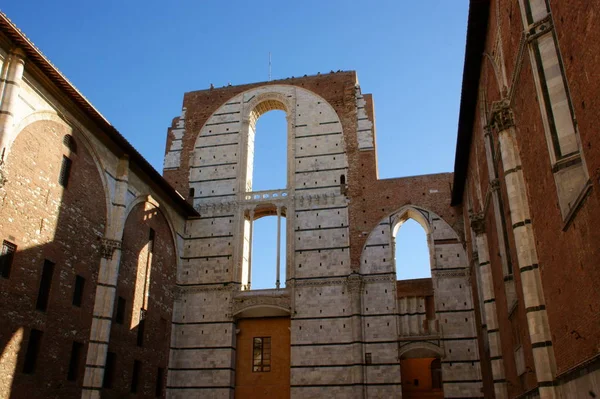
[67,341,83,381]
[137,309,146,347]
[0,240,16,278]
[149,228,155,253]
[62,134,77,153]
[115,296,126,324]
[72,275,85,307]
[365,352,372,365]
[252,337,271,372]
[103,352,116,388]
[189,187,195,199]
[414,379,419,387]
[155,367,164,397]
[59,156,72,188]
[131,360,141,393]
[340,174,346,185]
[36,259,55,311]
[23,329,43,374]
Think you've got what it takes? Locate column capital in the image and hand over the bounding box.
[100,238,121,259]
[489,99,515,132]
[469,212,486,235]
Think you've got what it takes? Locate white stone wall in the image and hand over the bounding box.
[360,205,483,398]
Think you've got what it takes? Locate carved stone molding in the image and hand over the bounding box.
[489,100,515,132]
[526,15,553,42]
[433,268,470,279]
[100,238,121,259]
[231,291,291,316]
[174,283,238,297]
[345,273,363,295]
[294,278,346,288]
[469,212,486,235]
[362,274,396,284]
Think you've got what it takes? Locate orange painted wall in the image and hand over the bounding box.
[235,317,290,399]
[400,358,443,399]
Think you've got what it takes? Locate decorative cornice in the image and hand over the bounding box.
[100,238,121,259]
[345,273,363,295]
[433,268,470,279]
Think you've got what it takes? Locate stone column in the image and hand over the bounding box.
[490,101,558,398]
[247,209,254,290]
[0,48,25,164]
[82,156,129,399]
[470,213,508,399]
[276,206,281,289]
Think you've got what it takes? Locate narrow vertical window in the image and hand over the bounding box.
[23,329,43,374]
[137,309,146,347]
[36,260,55,311]
[103,352,116,388]
[59,156,72,188]
[155,367,164,397]
[188,187,195,199]
[149,228,155,253]
[67,341,83,381]
[115,296,126,324]
[131,360,141,393]
[72,275,85,307]
[252,337,271,372]
[0,240,16,278]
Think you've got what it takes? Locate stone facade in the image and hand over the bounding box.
[1,1,599,398]
[163,73,483,398]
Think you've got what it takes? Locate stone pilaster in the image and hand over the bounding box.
[0,48,25,164]
[346,273,365,397]
[82,156,129,399]
[470,212,508,399]
[490,101,558,398]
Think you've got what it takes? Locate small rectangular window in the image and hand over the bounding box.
[67,341,83,381]
[23,329,43,374]
[103,352,116,388]
[149,228,155,253]
[72,275,85,307]
[252,337,271,372]
[59,156,72,188]
[365,352,372,365]
[131,360,141,393]
[155,367,164,397]
[36,260,55,311]
[115,296,126,324]
[137,309,146,347]
[0,240,16,278]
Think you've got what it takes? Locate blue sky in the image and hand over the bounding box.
[3,1,469,287]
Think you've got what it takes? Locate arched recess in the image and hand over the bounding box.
[122,194,182,266]
[399,341,445,359]
[10,111,112,229]
[109,200,176,394]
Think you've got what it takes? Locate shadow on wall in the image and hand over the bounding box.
[0,119,175,398]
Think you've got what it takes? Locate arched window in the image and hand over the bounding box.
[394,218,431,280]
[250,110,287,191]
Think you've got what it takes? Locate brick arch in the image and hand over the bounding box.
[11,111,111,227]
